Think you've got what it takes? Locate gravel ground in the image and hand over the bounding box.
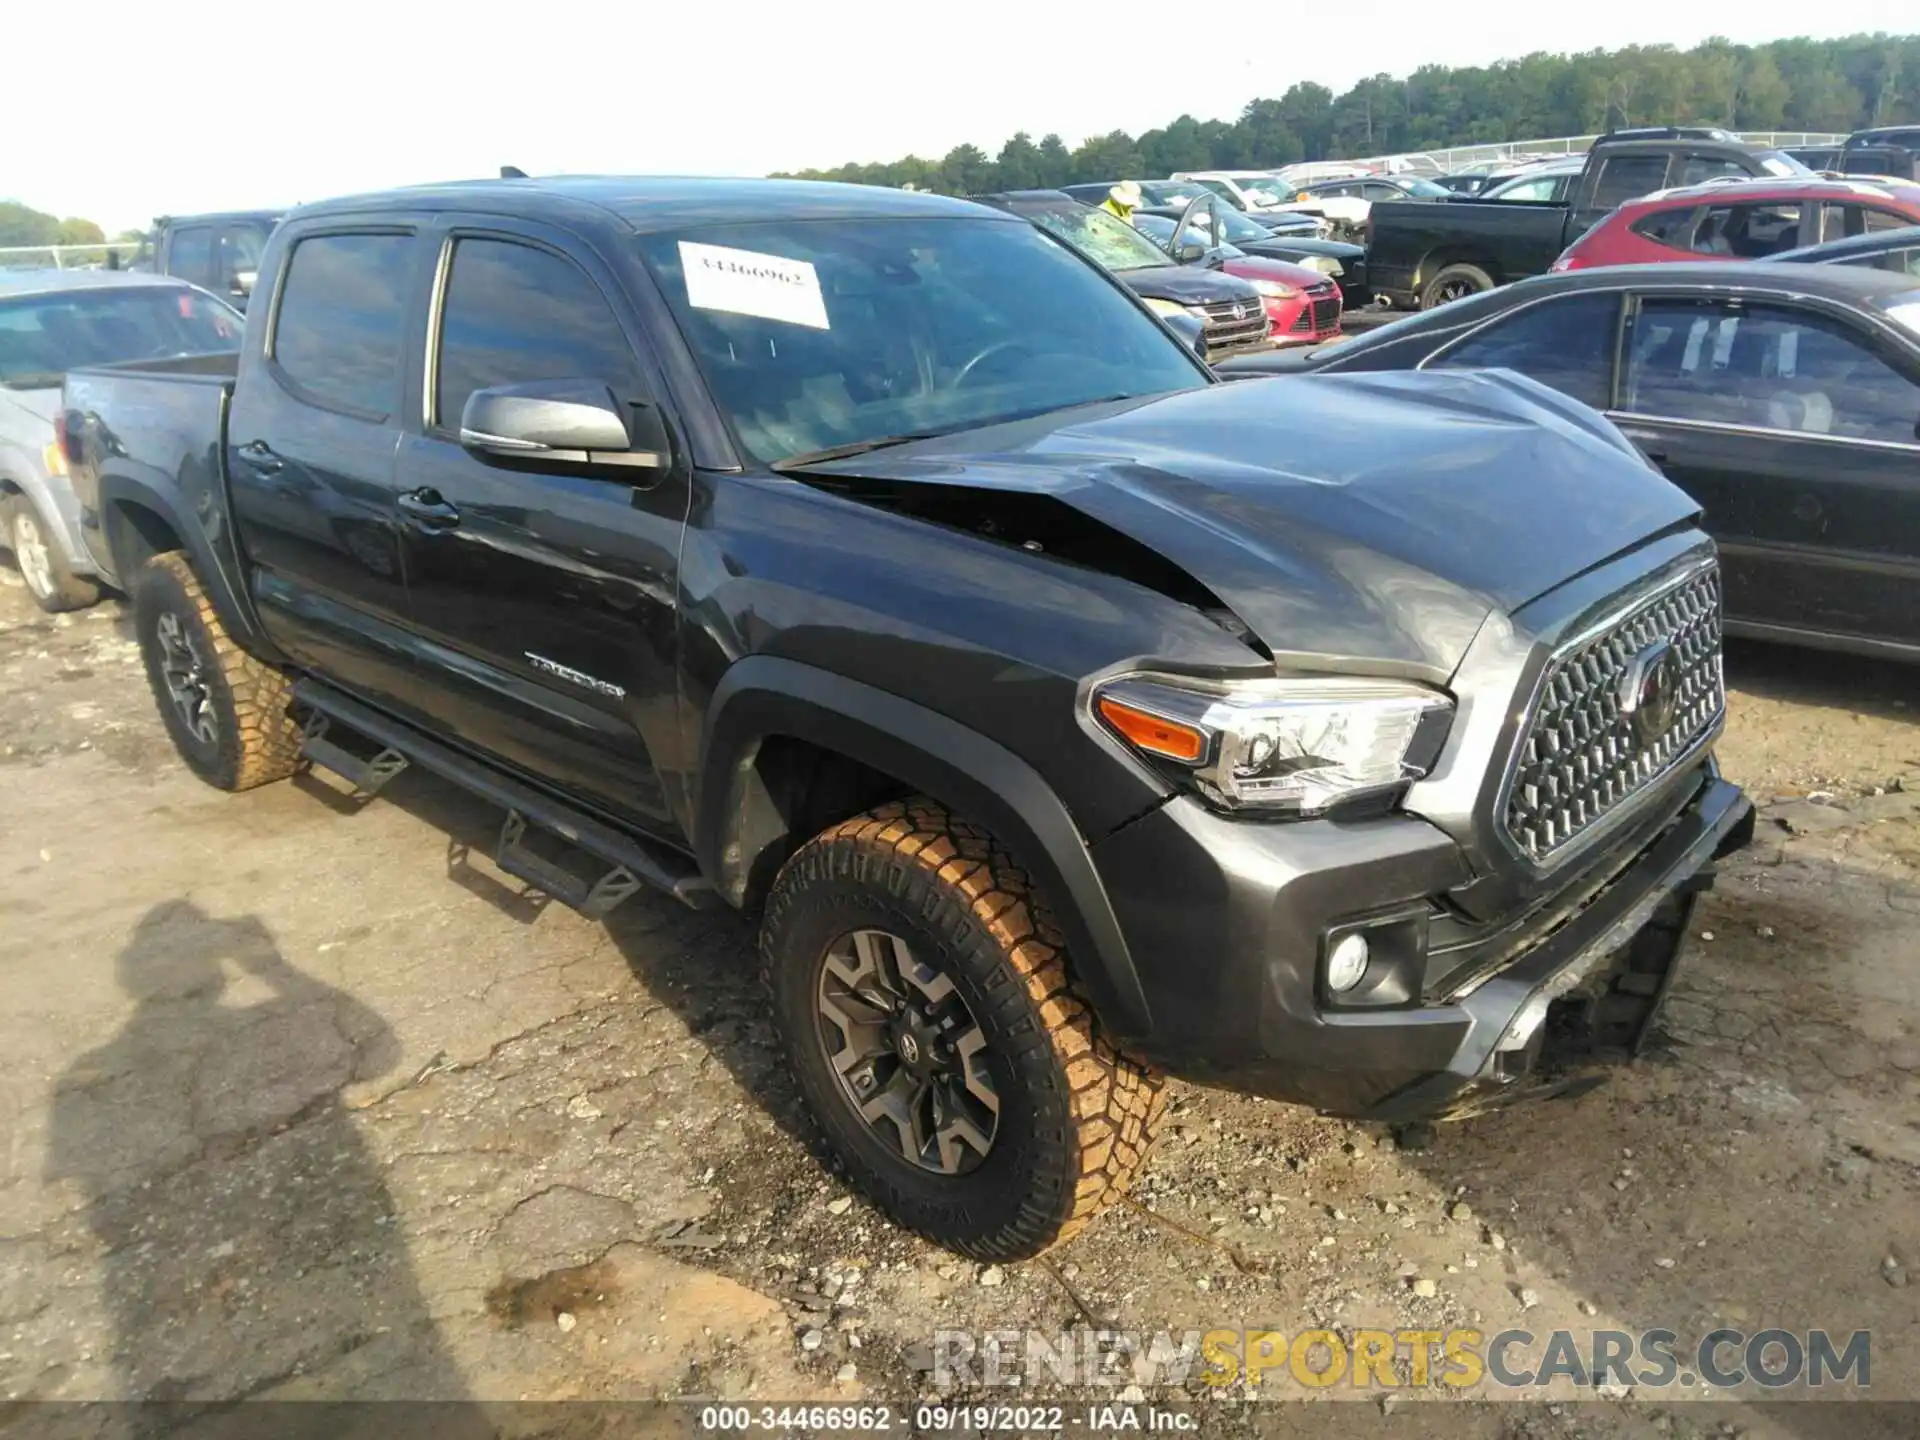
[1,568,1917,1438]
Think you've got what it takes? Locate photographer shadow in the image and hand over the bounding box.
[46,900,488,1437]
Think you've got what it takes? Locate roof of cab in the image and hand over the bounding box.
[0,269,198,299]
[287,176,1005,232]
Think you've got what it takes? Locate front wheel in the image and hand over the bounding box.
[762,798,1165,1260]
[132,551,301,791]
[1420,262,1496,309]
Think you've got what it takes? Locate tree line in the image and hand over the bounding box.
[0,201,114,249]
[780,32,1919,194]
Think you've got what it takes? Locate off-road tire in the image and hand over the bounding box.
[762,797,1165,1260]
[133,551,300,791]
[7,494,100,613]
[1420,262,1496,309]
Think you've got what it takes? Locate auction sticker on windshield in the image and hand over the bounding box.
[679,241,830,329]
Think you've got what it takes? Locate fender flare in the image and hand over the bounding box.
[698,655,1153,1040]
[95,472,282,661]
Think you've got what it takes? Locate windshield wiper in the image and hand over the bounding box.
[770,433,945,471]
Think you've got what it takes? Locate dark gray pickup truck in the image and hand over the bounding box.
[61,176,1751,1259]
[1368,128,1811,308]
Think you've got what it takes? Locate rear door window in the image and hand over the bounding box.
[217,225,266,278]
[1691,203,1804,258]
[1590,154,1671,211]
[270,232,415,418]
[166,227,214,288]
[1676,154,1750,187]
[1491,175,1560,203]
[1426,292,1621,409]
[1817,203,1918,242]
[1629,205,1701,250]
[1624,296,1920,442]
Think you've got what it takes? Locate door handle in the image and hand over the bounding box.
[234,440,283,474]
[398,488,461,528]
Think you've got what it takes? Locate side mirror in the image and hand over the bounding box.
[1162,311,1208,359]
[1174,241,1207,263]
[231,270,256,298]
[459,378,667,472]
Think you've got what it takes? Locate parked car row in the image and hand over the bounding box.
[1360,123,1920,312]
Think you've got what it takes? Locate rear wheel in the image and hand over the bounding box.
[132,551,301,791]
[762,798,1165,1260]
[7,495,99,613]
[1420,262,1496,309]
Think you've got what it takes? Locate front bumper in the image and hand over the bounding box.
[1088,762,1752,1119]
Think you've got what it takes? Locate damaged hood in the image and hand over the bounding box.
[807,370,1700,678]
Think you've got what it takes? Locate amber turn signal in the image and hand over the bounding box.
[1097,695,1207,763]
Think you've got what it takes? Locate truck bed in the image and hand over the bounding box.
[62,351,238,594]
[1366,197,1573,306]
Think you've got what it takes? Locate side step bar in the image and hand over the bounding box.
[292,679,717,914]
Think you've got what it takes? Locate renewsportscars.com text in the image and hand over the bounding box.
[933,1326,1871,1391]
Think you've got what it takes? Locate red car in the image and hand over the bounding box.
[1130,212,1343,344]
[1552,175,1920,271]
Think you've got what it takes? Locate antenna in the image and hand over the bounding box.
[500,166,528,179]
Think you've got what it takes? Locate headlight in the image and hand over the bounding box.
[1144,296,1186,316]
[1095,674,1452,816]
[1248,278,1299,299]
[1304,256,1343,276]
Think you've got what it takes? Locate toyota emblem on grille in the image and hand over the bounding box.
[1617,638,1678,746]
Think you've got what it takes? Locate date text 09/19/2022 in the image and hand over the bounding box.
[696,1403,1197,1431]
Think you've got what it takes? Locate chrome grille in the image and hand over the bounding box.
[1199,295,1262,323]
[1198,294,1269,355]
[1502,564,1725,864]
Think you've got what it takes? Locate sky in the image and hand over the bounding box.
[12,0,1915,233]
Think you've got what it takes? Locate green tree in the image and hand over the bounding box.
[1068,130,1146,183]
[0,201,62,247]
[995,132,1042,191]
[1737,53,1792,129]
[1035,134,1073,187]
[779,31,1909,188]
[56,217,106,246]
[936,144,995,195]
[1237,100,1302,168]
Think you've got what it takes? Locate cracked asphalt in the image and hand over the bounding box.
[2,570,1919,1439]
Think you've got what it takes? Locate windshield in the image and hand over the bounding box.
[1130,213,1248,260]
[1758,151,1814,178]
[1141,182,1211,207]
[1023,205,1174,272]
[0,285,241,389]
[636,217,1206,464]
[1402,178,1453,198]
[1204,208,1271,243]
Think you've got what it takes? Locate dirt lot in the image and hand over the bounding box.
[2,569,1919,1438]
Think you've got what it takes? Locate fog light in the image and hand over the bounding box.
[1326,933,1370,992]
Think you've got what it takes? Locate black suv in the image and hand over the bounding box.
[63,177,1751,1259]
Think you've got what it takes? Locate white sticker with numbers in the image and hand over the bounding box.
[679,241,830,329]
